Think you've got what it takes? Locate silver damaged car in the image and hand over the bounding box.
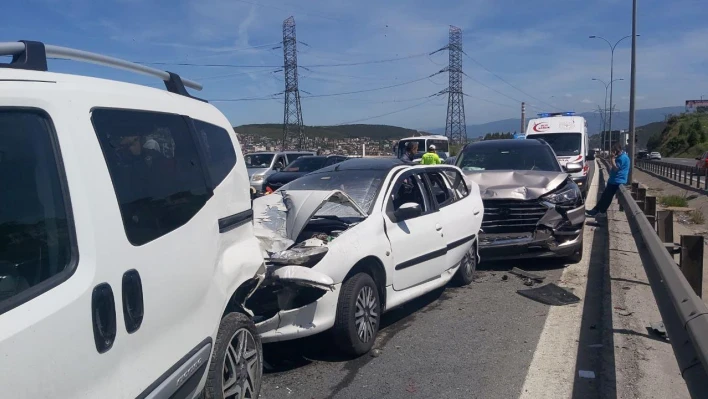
[456,138,585,263]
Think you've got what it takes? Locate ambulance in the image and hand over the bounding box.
[525,112,592,196]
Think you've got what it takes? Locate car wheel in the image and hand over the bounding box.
[333,273,380,356]
[453,241,478,286]
[204,312,263,399]
[566,241,584,264]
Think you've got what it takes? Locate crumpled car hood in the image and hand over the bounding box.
[462,170,567,200]
[252,189,367,255]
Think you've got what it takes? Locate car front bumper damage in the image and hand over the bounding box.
[479,203,585,260]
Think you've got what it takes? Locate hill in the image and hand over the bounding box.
[427,106,684,137]
[234,124,429,141]
[646,112,708,157]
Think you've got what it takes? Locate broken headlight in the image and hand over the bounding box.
[542,180,581,205]
[269,246,329,267]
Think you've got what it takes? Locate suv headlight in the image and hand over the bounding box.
[542,180,581,205]
[252,174,264,182]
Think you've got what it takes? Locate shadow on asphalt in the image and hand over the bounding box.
[571,163,617,399]
[478,257,568,272]
[262,286,447,374]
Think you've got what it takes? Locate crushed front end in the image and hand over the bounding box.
[479,179,585,260]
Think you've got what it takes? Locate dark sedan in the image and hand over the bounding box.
[264,155,348,192]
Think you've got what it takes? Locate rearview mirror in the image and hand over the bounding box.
[565,162,583,173]
[394,203,422,222]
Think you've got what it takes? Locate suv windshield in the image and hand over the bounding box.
[281,169,387,214]
[283,156,326,173]
[457,143,561,172]
[245,154,274,168]
[528,133,582,156]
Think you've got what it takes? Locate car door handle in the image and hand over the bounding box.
[435,224,443,231]
[92,283,117,354]
[473,209,481,215]
[122,269,144,334]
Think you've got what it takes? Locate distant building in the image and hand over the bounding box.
[686,99,708,113]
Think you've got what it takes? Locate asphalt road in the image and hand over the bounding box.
[661,157,696,167]
[259,164,599,399]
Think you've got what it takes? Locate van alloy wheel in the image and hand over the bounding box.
[222,328,261,399]
[355,286,378,343]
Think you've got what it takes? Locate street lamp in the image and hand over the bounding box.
[589,34,639,149]
[592,77,624,151]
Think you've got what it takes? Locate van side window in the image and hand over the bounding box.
[193,120,237,189]
[91,109,212,246]
[0,110,74,313]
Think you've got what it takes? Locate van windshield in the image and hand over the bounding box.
[245,154,274,168]
[529,133,582,156]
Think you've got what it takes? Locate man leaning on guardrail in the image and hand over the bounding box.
[586,143,630,218]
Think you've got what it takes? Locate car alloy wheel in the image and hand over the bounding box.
[355,286,378,343]
[222,328,261,399]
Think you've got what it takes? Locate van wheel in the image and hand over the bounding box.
[453,241,477,286]
[205,313,262,399]
[333,273,380,356]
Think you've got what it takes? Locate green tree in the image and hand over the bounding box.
[679,123,687,136]
[688,130,699,147]
[666,136,685,154]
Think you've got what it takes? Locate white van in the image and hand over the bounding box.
[0,41,265,398]
[393,135,450,161]
[525,112,592,195]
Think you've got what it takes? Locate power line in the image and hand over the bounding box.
[300,73,441,99]
[462,74,544,112]
[334,97,441,125]
[462,52,561,111]
[134,52,430,69]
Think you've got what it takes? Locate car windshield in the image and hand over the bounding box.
[457,144,561,172]
[245,154,274,168]
[528,133,582,156]
[282,157,326,173]
[280,169,387,215]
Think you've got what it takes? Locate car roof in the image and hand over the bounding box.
[313,157,405,173]
[464,138,550,149]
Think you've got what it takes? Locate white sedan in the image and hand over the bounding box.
[248,158,484,355]
[649,152,662,160]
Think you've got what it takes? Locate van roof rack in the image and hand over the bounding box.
[0,40,206,102]
[537,112,575,117]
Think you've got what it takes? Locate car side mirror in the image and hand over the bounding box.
[274,163,284,171]
[586,153,595,160]
[565,162,582,173]
[394,202,422,221]
[696,157,701,160]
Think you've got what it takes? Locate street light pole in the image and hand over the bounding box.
[593,78,624,152]
[628,0,638,184]
[590,34,637,150]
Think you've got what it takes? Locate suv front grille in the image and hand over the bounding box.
[481,199,548,234]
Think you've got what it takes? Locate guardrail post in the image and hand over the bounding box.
[645,196,657,227]
[690,167,695,185]
[684,165,688,184]
[680,235,704,297]
[631,182,639,199]
[703,168,707,190]
[657,210,674,243]
[637,187,647,209]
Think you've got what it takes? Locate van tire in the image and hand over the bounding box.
[333,273,380,356]
[204,312,263,399]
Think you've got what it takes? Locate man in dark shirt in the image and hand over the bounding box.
[400,142,418,163]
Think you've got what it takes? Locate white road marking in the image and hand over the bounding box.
[518,166,599,399]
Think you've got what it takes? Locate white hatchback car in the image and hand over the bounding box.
[249,159,484,355]
[0,41,265,399]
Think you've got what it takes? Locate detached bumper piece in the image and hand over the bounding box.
[479,199,584,260]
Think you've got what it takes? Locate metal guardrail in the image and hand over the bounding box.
[600,158,708,397]
[636,159,708,190]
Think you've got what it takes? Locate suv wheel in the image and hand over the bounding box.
[205,313,262,399]
[333,273,380,356]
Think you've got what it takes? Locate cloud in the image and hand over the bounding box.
[581,99,593,104]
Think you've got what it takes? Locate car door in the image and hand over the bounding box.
[383,170,447,291]
[431,169,481,270]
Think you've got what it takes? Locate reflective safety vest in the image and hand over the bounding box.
[421,152,441,165]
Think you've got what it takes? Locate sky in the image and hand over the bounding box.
[4,0,707,130]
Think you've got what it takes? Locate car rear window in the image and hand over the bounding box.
[0,110,74,311]
[91,108,212,246]
[193,119,237,189]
